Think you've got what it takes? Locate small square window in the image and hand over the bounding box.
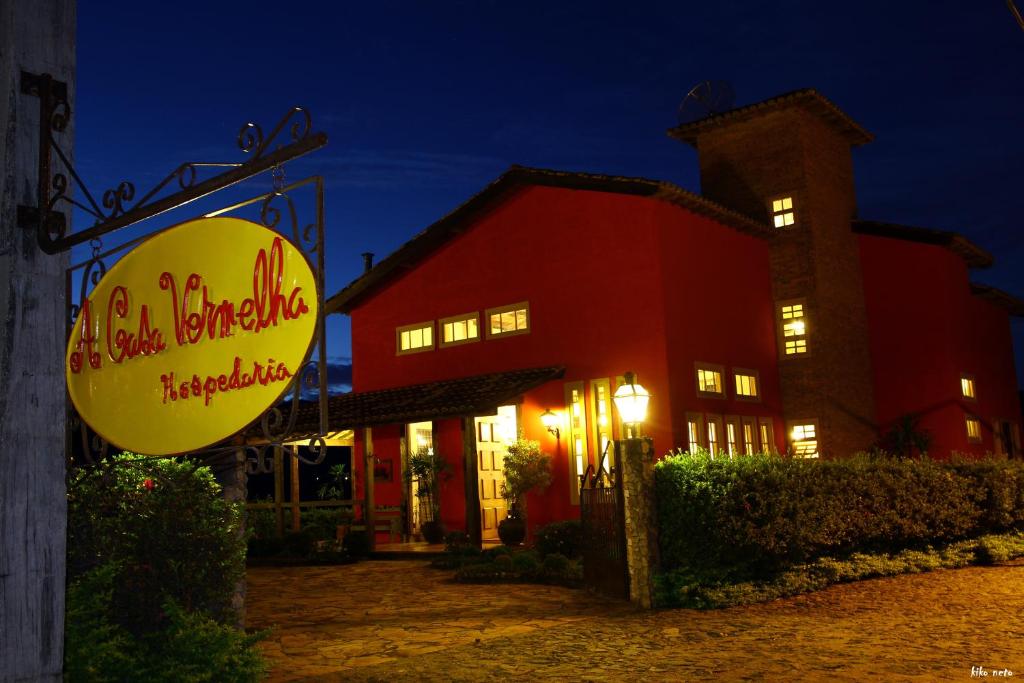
[789,420,819,458]
[695,362,725,398]
[771,196,796,228]
[734,369,760,401]
[960,374,976,400]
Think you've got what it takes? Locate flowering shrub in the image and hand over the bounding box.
[66,454,263,680]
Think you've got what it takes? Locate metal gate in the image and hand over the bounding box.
[579,443,628,600]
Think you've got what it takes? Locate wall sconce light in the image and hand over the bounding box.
[540,409,560,439]
[613,371,650,437]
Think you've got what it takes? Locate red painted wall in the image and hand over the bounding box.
[349,184,788,530]
[652,201,785,452]
[859,234,1020,457]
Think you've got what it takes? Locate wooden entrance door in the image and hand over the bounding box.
[476,415,507,541]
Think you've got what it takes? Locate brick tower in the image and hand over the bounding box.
[669,89,879,457]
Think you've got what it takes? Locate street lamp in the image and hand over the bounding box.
[613,371,650,438]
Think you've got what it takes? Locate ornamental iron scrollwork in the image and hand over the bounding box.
[18,70,327,255]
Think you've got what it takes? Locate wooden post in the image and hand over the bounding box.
[462,417,482,546]
[363,427,376,551]
[290,449,301,532]
[0,2,75,679]
[273,446,285,537]
[399,427,410,540]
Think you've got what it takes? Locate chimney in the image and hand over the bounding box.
[361,252,374,273]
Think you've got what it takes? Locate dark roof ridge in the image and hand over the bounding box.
[667,88,873,147]
[326,165,770,315]
[970,283,1024,317]
[852,219,993,269]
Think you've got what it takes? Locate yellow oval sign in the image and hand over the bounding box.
[66,217,319,455]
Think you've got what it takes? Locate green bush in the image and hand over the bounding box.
[541,552,571,575]
[65,455,264,679]
[493,554,514,572]
[67,454,247,632]
[534,520,583,559]
[511,550,541,573]
[655,452,1024,580]
[301,507,352,542]
[482,544,513,560]
[654,532,1024,608]
[65,564,267,682]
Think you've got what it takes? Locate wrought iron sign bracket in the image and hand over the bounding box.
[17,70,328,255]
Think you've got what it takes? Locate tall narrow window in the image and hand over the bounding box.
[686,412,703,453]
[759,418,776,454]
[486,301,530,338]
[439,312,479,347]
[734,369,760,401]
[960,374,976,400]
[706,415,724,456]
[788,420,819,458]
[695,362,725,398]
[396,321,434,355]
[565,382,588,504]
[725,416,740,457]
[742,418,756,454]
[965,416,982,444]
[771,196,795,228]
[590,379,614,469]
[778,300,808,356]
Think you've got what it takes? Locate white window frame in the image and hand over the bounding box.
[396,321,434,355]
[439,312,480,348]
[485,301,530,339]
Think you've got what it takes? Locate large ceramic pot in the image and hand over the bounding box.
[497,516,526,546]
[420,519,446,544]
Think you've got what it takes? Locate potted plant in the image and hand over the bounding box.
[498,438,552,546]
[405,447,452,544]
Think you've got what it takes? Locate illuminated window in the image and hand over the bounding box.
[771,196,795,228]
[725,417,740,457]
[759,418,776,454]
[396,321,434,355]
[965,416,982,443]
[439,312,479,347]
[486,301,530,338]
[960,374,976,400]
[742,418,756,454]
[706,415,722,456]
[789,420,819,458]
[686,412,703,453]
[779,301,808,356]
[734,369,760,400]
[565,382,588,504]
[695,362,725,397]
[590,379,614,468]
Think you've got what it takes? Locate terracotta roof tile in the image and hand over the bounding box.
[853,219,993,269]
[280,366,566,436]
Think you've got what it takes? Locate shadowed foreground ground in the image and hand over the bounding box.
[247,559,1024,681]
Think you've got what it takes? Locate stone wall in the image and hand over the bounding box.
[618,437,659,609]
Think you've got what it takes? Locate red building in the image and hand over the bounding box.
[323,89,1022,545]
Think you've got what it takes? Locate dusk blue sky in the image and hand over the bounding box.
[76,1,1024,388]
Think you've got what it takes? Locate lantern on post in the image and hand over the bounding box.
[613,371,650,438]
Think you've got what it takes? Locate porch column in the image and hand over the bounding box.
[363,427,376,551]
[618,437,659,609]
[462,417,482,545]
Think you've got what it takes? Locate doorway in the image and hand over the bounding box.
[475,406,517,541]
[406,421,433,537]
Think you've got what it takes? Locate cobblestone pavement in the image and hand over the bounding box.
[247,560,1024,682]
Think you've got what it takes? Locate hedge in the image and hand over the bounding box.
[654,452,1024,580]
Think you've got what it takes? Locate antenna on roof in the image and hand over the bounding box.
[677,80,735,124]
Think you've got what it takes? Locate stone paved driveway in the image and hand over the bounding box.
[247,560,1024,681]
